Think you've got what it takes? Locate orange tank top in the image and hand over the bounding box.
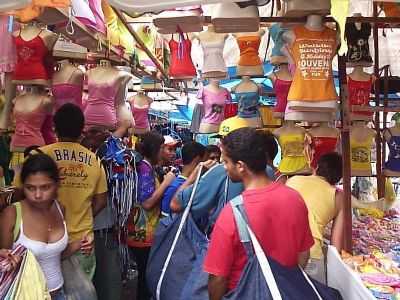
[237,36,262,66]
[287,26,338,102]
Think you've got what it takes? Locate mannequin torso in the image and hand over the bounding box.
[350,122,376,176]
[197,25,228,79]
[283,15,338,112]
[11,91,53,151]
[198,80,231,133]
[13,24,58,86]
[129,91,152,134]
[52,61,84,109]
[234,30,265,76]
[232,76,262,128]
[348,66,374,121]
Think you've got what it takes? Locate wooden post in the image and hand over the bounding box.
[373,3,385,199]
[338,54,352,252]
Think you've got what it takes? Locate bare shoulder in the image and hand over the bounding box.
[0,204,16,227]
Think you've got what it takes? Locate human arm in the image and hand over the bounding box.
[330,190,345,253]
[0,205,16,249]
[92,192,107,217]
[208,275,228,300]
[141,171,176,211]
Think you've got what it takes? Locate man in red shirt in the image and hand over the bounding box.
[203,128,314,300]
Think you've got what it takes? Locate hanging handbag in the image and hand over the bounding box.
[226,195,343,300]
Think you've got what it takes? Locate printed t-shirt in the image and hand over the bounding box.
[161,175,187,217]
[127,160,160,248]
[16,142,107,242]
[203,182,314,291]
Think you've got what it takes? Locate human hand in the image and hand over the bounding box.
[163,171,176,186]
[0,249,21,271]
[80,235,94,256]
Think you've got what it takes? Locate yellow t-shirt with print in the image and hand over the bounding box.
[16,142,107,242]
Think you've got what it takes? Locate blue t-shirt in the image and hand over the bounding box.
[177,164,277,224]
[161,175,187,217]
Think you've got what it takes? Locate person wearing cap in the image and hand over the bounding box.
[156,135,181,183]
[170,117,279,226]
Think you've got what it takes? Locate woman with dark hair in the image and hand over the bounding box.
[0,154,90,300]
[127,131,176,300]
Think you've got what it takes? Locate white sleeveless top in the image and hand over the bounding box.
[14,201,68,291]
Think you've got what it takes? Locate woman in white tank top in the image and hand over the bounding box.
[0,154,71,300]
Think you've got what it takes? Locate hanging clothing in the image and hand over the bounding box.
[84,78,119,128]
[200,38,226,74]
[345,22,372,64]
[308,136,338,169]
[0,16,17,73]
[384,128,400,172]
[236,35,262,66]
[168,34,196,78]
[347,76,373,117]
[197,87,231,125]
[51,70,83,110]
[13,201,68,292]
[273,77,292,114]
[235,91,260,119]
[13,29,50,81]
[286,175,336,259]
[350,134,374,172]
[270,23,287,57]
[287,26,338,102]
[88,0,106,34]
[190,103,204,133]
[278,132,308,174]
[11,101,47,149]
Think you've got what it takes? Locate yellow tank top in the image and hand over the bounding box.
[350,135,373,172]
[286,175,336,259]
[278,133,308,174]
[287,26,338,102]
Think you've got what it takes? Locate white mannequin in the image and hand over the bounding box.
[52,60,84,85]
[234,29,265,77]
[12,23,58,86]
[232,76,262,128]
[199,79,230,134]
[196,25,228,79]
[348,65,374,121]
[350,121,376,176]
[128,90,152,134]
[282,15,339,113]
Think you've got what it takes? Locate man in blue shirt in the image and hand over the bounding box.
[170,117,279,224]
[161,141,206,217]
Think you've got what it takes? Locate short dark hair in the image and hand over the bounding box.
[222,128,273,173]
[182,142,206,165]
[206,145,221,156]
[136,131,165,164]
[54,103,85,140]
[316,152,343,185]
[21,153,60,184]
[263,132,278,162]
[23,145,41,158]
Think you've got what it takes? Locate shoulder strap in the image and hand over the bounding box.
[13,202,21,242]
[230,196,250,244]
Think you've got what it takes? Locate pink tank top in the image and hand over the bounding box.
[84,79,119,128]
[130,102,150,130]
[11,101,47,149]
[273,78,292,113]
[52,69,83,110]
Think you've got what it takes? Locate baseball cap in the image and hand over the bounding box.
[211,116,252,138]
[163,135,181,147]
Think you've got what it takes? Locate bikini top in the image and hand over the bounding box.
[86,78,119,106]
[236,35,262,66]
[13,29,50,81]
[52,70,83,109]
